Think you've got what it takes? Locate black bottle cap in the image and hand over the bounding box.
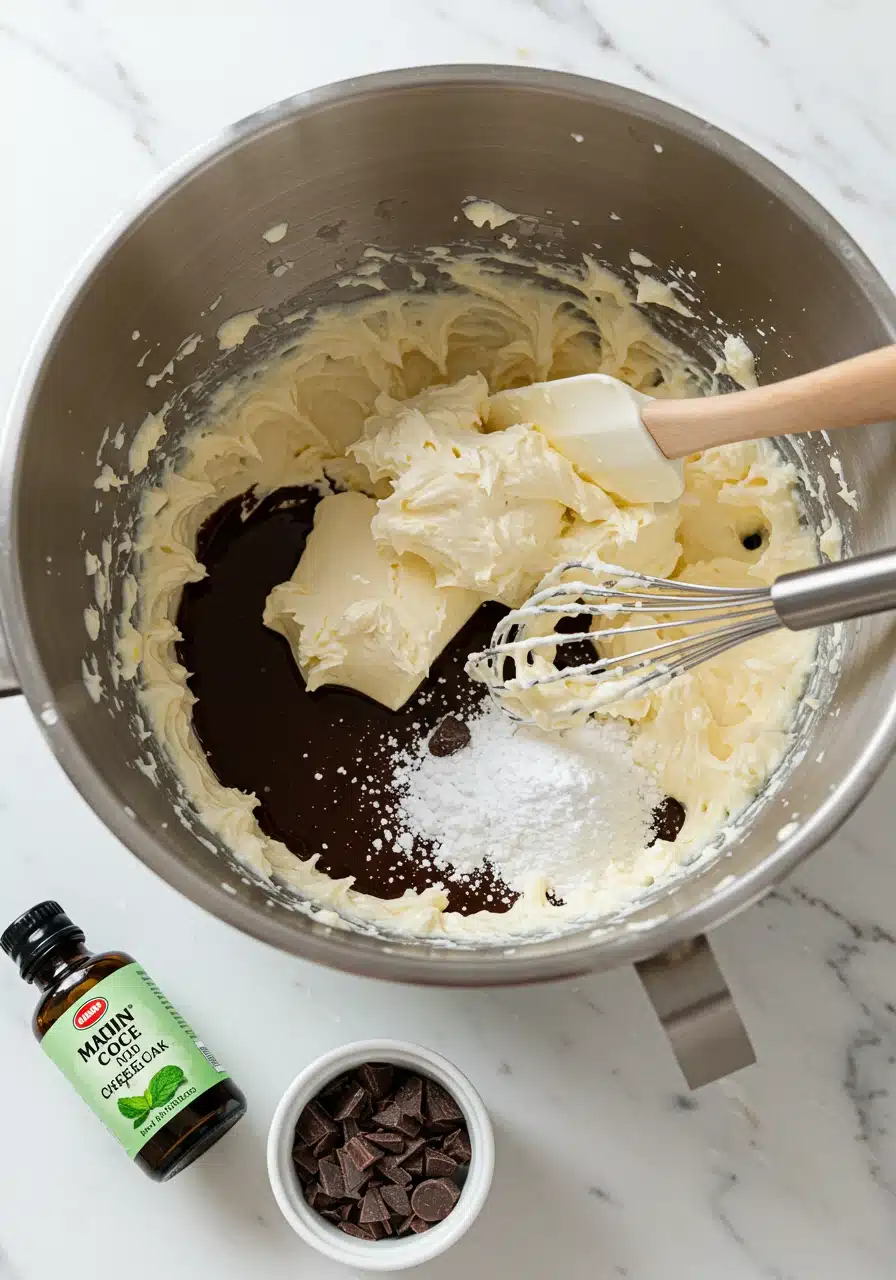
[1,901,85,982]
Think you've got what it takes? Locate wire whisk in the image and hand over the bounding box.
[466,550,896,728]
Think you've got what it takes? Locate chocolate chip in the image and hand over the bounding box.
[304,1182,338,1210]
[411,1178,461,1222]
[428,715,471,757]
[339,1222,376,1240]
[291,1144,319,1181]
[378,1154,413,1187]
[649,796,686,845]
[312,1130,341,1159]
[359,1187,390,1224]
[424,1079,463,1126]
[296,1099,339,1145]
[293,1061,471,1241]
[343,1135,381,1171]
[395,1114,422,1139]
[337,1146,371,1194]
[317,1158,346,1199]
[396,1136,426,1166]
[393,1075,424,1119]
[358,1063,394,1099]
[334,1085,370,1121]
[425,1149,459,1179]
[371,1102,404,1131]
[368,1130,405,1154]
[442,1128,472,1163]
[381,1183,411,1217]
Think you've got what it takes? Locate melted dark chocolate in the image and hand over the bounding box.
[176,486,682,916]
[176,487,514,913]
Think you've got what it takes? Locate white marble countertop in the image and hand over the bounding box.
[2,2,896,1277]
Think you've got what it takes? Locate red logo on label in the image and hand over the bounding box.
[73,997,108,1030]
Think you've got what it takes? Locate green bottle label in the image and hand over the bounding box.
[41,963,229,1159]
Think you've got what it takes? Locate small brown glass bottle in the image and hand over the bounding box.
[2,901,246,1181]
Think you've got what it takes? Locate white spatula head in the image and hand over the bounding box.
[486,374,684,503]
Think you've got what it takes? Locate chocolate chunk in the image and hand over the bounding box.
[296,1099,339,1145]
[395,1114,422,1139]
[293,1060,472,1240]
[333,1084,369,1122]
[425,1149,459,1179]
[358,1063,394,1100]
[339,1222,376,1241]
[343,1135,381,1171]
[393,1075,424,1119]
[319,1074,352,1107]
[428,715,471,757]
[649,796,686,845]
[368,1130,405,1154]
[377,1155,412,1187]
[424,1080,463,1127]
[337,1146,371,1194]
[359,1187,390,1224]
[442,1128,473,1163]
[312,1130,341,1159]
[291,1144,319,1181]
[381,1183,412,1217]
[304,1182,338,1211]
[411,1178,461,1223]
[317,1158,346,1200]
[372,1102,404,1130]
[396,1137,426,1166]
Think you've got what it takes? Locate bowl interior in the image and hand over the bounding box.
[5,68,896,981]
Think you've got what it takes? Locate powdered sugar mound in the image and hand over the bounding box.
[391,703,662,898]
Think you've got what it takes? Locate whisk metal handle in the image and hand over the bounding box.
[772,547,896,630]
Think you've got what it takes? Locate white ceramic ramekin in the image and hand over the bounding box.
[267,1039,494,1271]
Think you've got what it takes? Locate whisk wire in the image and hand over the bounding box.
[466,558,781,722]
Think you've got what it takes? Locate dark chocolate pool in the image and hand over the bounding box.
[176,486,684,916]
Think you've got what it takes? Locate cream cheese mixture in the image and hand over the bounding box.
[131,250,818,939]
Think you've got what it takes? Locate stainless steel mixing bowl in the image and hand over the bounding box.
[2,68,895,1081]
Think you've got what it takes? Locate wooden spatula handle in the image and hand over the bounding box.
[642,344,896,459]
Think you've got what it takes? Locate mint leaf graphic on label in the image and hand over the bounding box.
[118,1094,153,1120]
[148,1064,186,1108]
[133,1113,150,1129]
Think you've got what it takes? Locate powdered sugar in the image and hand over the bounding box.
[389,702,662,899]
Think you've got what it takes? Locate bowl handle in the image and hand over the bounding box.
[0,612,21,697]
[635,934,755,1089]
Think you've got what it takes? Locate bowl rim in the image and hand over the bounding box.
[266,1038,495,1270]
[3,64,896,983]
